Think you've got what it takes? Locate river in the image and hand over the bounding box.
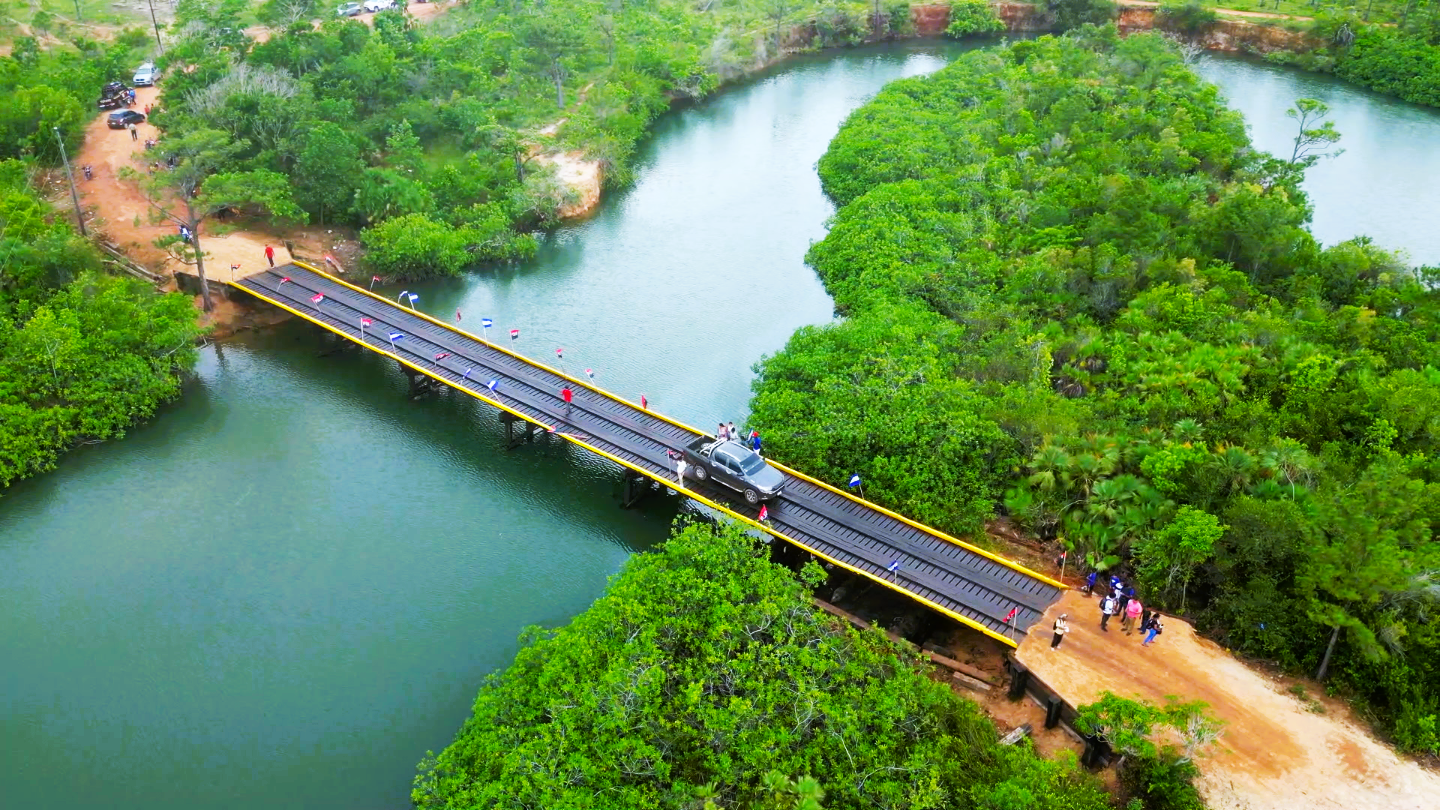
[3,43,1439,810]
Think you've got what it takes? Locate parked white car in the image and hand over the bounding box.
[362,0,395,11]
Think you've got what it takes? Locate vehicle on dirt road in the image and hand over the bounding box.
[97,82,132,110]
[337,2,362,15]
[362,0,395,11]
[682,438,786,504]
[132,63,159,87]
[107,110,146,129]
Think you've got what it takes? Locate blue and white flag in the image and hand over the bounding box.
[848,473,862,488]
[481,318,493,328]
[886,560,901,573]
[487,379,499,392]
[388,332,404,342]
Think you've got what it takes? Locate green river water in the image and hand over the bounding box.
[2,43,1438,810]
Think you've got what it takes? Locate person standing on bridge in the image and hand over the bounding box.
[561,386,573,413]
[675,456,687,486]
[1051,614,1069,649]
[718,423,729,441]
[265,244,275,268]
[728,422,738,443]
[751,430,762,457]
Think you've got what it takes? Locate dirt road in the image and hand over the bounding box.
[1018,590,1440,810]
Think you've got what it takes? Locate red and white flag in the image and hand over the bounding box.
[758,504,768,522]
[361,317,372,327]
[455,309,462,322]
[510,329,520,339]
[1004,607,1018,623]
[311,293,324,304]
[556,347,563,359]
[434,352,451,361]
[372,275,381,282]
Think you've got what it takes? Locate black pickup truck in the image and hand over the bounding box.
[682,438,786,504]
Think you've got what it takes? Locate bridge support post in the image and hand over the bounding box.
[620,470,650,508]
[499,411,536,450]
[398,361,435,398]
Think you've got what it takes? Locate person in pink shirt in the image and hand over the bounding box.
[1122,597,1144,634]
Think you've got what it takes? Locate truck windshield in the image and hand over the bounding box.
[737,452,766,475]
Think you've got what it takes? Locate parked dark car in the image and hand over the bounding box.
[107,110,146,129]
[97,81,132,110]
[682,438,786,504]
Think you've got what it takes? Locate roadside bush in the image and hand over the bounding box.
[1118,751,1205,810]
[361,213,474,280]
[946,0,1006,37]
[1156,0,1219,36]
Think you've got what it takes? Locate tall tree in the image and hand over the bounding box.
[1286,98,1344,167]
[141,129,305,311]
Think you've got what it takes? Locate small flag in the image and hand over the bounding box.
[585,368,594,378]
[886,560,901,573]
[434,352,451,361]
[463,368,472,379]
[640,394,648,410]
[372,275,381,283]
[455,309,462,322]
[311,293,324,304]
[1004,606,1019,622]
[556,347,563,359]
[1059,550,1067,560]
[758,504,768,522]
[510,328,520,340]
[388,332,403,342]
[848,473,862,487]
[361,317,372,327]
[487,379,499,392]
[481,318,493,328]
[277,276,291,289]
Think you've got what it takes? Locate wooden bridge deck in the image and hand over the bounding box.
[230,262,1065,645]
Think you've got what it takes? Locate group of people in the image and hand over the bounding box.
[716,422,761,455]
[1050,573,1165,650]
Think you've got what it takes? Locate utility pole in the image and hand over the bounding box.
[52,127,87,237]
[147,0,165,55]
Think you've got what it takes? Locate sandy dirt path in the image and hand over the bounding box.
[1119,0,1311,20]
[75,84,288,284]
[1017,590,1440,810]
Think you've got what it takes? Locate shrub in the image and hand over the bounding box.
[1156,0,1219,35]
[361,213,474,280]
[946,0,1006,37]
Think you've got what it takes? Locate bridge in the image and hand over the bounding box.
[230,262,1065,646]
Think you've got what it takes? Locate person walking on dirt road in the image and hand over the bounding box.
[1099,593,1118,632]
[1050,614,1069,649]
[265,244,276,267]
[1142,615,1164,646]
[128,123,138,141]
[1122,597,1143,634]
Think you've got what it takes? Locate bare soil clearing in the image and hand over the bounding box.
[1017,590,1440,810]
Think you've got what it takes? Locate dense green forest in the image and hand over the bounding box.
[1267,10,1440,108]
[0,161,202,486]
[414,521,1122,809]
[750,28,1440,753]
[147,0,918,280]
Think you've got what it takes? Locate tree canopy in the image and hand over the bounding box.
[750,28,1440,754]
[415,521,1113,809]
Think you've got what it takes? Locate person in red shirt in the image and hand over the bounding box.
[561,386,573,413]
[264,244,275,267]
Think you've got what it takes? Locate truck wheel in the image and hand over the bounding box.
[744,488,760,505]
[693,465,708,482]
